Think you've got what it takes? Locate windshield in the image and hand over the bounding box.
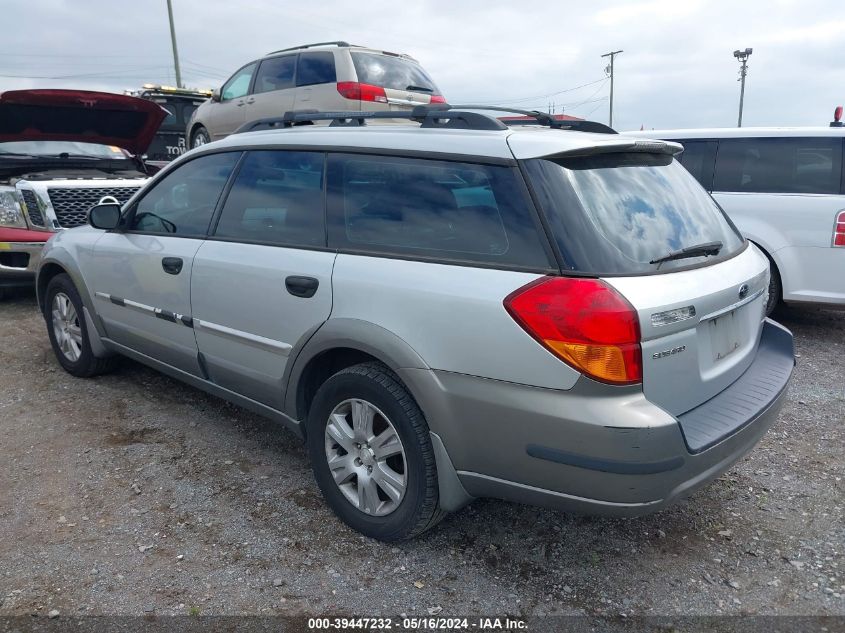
[524,153,745,274]
[0,141,130,159]
[351,52,439,93]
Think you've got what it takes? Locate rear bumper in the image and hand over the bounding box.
[0,228,50,289]
[400,319,794,516]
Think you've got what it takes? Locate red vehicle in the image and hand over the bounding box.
[0,89,165,298]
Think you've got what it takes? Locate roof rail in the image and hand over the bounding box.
[234,106,507,134]
[232,104,616,135]
[265,41,356,56]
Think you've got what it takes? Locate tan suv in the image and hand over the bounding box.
[187,41,445,147]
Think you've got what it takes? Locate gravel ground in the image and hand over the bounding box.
[0,290,842,619]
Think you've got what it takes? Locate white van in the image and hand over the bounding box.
[627,127,845,314]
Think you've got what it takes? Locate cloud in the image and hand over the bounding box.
[0,0,842,131]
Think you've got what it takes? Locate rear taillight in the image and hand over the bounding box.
[504,277,642,385]
[429,94,447,104]
[336,81,388,103]
[834,210,845,247]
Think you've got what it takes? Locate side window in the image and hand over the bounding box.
[254,56,296,94]
[129,152,240,236]
[221,63,256,101]
[296,52,337,87]
[214,151,325,247]
[714,137,843,194]
[678,140,717,190]
[326,154,553,268]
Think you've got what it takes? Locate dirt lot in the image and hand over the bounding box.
[0,290,842,619]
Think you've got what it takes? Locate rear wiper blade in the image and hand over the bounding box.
[406,84,433,93]
[649,241,723,268]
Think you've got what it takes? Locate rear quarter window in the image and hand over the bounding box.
[524,153,745,275]
[326,154,552,269]
[713,137,843,194]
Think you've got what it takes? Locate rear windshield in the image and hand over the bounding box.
[351,52,439,94]
[524,153,745,274]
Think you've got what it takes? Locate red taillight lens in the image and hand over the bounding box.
[429,94,447,104]
[834,211,845,247]
[336,81,388,103]
[504,277,642,385]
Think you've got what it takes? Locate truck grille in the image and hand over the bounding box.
[19,189,45,227]
[48,186,141,228]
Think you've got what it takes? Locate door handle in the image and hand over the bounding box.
[245,97,255,104]
[236,99,246,107]
[162,257,183,275]
[285,275,319,298]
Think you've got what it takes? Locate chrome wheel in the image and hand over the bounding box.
[324,398,407,516]
[51,292,83,362]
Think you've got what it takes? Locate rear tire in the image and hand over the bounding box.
[306,362,444,541]
[191,126,210,148]
[44,274,117,377]
[765,258,782,317]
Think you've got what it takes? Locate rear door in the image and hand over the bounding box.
[292,51,344,111]
[87,152,241,375]
[190,150,334,410]
[207,62,256,139]
[523,152,767,416]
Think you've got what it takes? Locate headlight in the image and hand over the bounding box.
[0,189,26,228]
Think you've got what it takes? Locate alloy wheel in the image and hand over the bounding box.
[51,292,83,362]
[324,398,407,516]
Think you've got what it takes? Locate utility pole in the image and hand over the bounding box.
[733,48,752,127]
[166,0,183,88]
[601,50,623,128]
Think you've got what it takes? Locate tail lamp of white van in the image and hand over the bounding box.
[504,277,642,385]
[834,210,845,247]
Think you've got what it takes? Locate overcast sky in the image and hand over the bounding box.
[2,0,843,131]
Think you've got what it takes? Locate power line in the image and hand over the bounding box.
[463,77,608,106]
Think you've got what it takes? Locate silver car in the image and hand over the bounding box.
[37,107,794,541]
[187,41,445,148]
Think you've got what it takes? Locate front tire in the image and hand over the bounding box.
[191,126,210,148]
[306,362,443,541]
[44,274,117,377]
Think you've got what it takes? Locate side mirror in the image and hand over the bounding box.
[88,203,122,230]
[211,88,221,102]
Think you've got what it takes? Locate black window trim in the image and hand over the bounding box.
[324,151,558,272]
[115,146,557,274]
[118,150,245,240]
[207,149,329,249]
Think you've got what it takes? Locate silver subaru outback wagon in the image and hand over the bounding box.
[36,107,795,541]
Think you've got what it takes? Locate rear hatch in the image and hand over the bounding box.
[519,143,769,416]
[349,51,445,110]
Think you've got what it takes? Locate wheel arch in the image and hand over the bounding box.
[284,318,430,428]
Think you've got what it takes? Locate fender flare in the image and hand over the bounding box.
[282,317,429,421]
